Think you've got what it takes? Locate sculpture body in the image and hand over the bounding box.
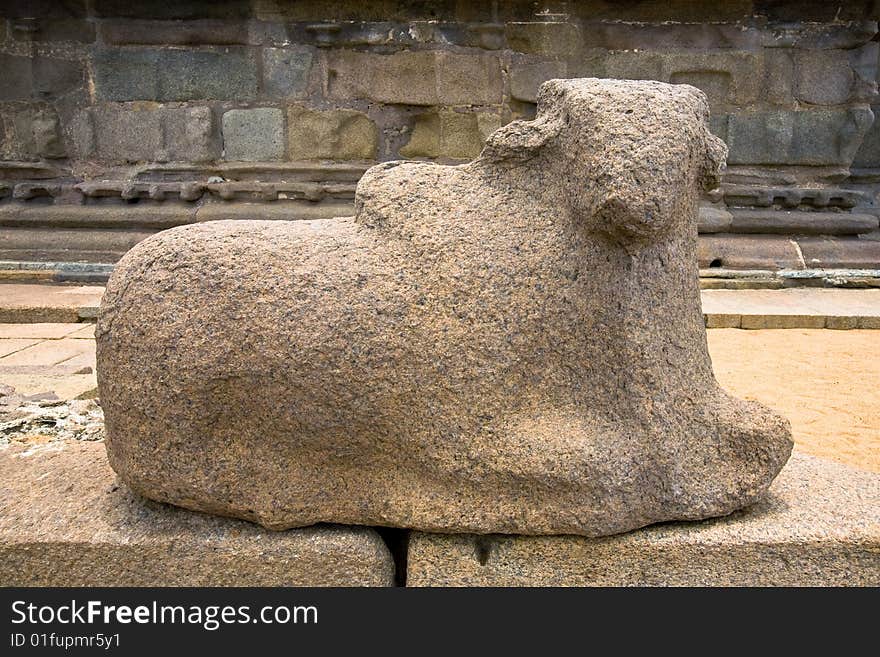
[97,79,793,536]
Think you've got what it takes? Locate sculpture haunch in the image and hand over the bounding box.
[97,79,793,537]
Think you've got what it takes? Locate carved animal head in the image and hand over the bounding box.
[479,78,727,247]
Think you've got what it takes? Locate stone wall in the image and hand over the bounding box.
[1,0,879,282]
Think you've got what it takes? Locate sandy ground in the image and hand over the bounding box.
[708,329,879,473]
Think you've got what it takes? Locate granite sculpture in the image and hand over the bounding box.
[97,78,793,537]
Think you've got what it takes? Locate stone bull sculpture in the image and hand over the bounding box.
[97,78,793,537]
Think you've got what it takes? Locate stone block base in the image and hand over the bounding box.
[0,442,395,586]
[407,453,879,586]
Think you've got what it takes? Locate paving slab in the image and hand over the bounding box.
[67,324,96,339]
[0,338,40,358]
[0,284,104,323]
[0,323,84,339]
[0,373,97,400]
[407,453,880,586]
[701,288,880,329]
[0,338,94,367]
[0,441,395,586]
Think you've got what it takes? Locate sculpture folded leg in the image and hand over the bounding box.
[97,78,792,537]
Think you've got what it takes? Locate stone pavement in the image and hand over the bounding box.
[0,284,104,323]
[2,283,880,328]
[702,287,880,328]
[0,323,96,399]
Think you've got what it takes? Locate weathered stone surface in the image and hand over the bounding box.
[164,106,217,162]
[98,79,792,537]
[11,16,96,43]
[91,48,160,101]
[99,18,248,45]
[504,21,582,57]
[665,51,762,106]
[0,226,156,266]
[794,50,855,105]
[92,47,258,101]
[697,206,733,233]
[601,51,665,82]
[288,105,377,160]
[699,235,804,270]
[509,58,568,103]
[74,104,217,163]
[406,453,880,586]
[0,55,31,101]
[726,108,875,166]
[262,48,313,98]
[0,53,85,101]
[852,103,880,168]
[761,20,878,49]
[92,0,251,21]
[762,49,794,105]
[581,22,762,51]
[0,441,395,586]
[849,43,879,103]
[0,104,64,159]
[222,108,284,161]
[726,210,879,235]
[798,237,880,269]
[400,110,501,159]
[326,49,502,106]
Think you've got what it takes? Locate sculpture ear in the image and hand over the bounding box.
[479,116,561,163]
[700,132,727,192]
[478,78,567,164]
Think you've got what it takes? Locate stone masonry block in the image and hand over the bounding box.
[797,236,880,269]
[849,43,879,102]
[590,51,761,108]
[509,58,568,103]
[0,53,84,102]
[11,17,96,43]
[90,105,163,162]
[665,51,762,106]
[407,453,880,586]
[93,0,251,20]
[762,49,794,106]
[288,105,377,160]
[794,50,855,105]
[601,51,665,82]
[222,108,284,161]
[164,105,218,162]
[92,47,258,101]
[0,442,395,586]
[852,103,880,167]
[580,22,762,51]
[99,19,248,45]
[327,49,502,106]
[0,55,32,101]
[91,48,160,101]
[79,104,217,163]
[698,234,804,270]
[726,107,875,166]
[0,103,65,159]
[436,51,504,105]
[160,48,258,101]
[400,110,501,159]
[504,21,582,57]
[327,50,437,105]
[263,48,313,98]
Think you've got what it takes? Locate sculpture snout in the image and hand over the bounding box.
[595,192,669,245]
